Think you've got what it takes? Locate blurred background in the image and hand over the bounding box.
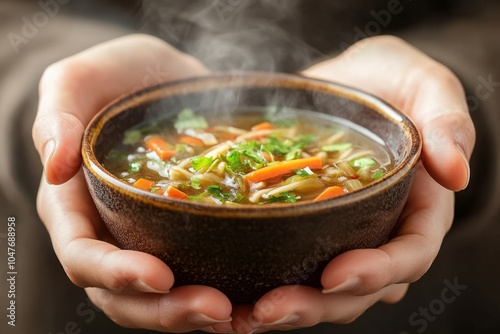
[0,0,499,333]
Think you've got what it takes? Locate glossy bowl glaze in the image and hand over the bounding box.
[82,72,421,304]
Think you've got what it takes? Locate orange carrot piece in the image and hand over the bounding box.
[145,136,176,160]
[261,151,274,162]
[179,135,205,146]
[313,186,345,201]
[133,178,155,191]
[164,185,189,199]
[244,156,323,183]
[251,121,273,131]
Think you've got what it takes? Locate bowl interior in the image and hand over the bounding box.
[86,73,420,210]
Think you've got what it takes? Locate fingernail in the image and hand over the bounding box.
[210,321,234,333]
[456,146,470,190]
[260,313,301,327]
[322,276,361,294]
[131,279,169,294]
[43,140,55,184]
[187,313,232,326]
[44,140,55,166]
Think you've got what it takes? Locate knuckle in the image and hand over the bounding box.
[87,289,135,328]
[40,58,96,94]
[64,264,88,288]
[420,62,463,93]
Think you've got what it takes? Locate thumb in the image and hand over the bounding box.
[32,34,209,185]
[33,103,86,185]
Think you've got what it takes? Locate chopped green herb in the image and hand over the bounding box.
[150,186,161,193]
[285,148,301,161]
[227,141,267,173]
[188,193,208,202]
[129,161,142,173]
[296,134,316,147]
[294,167,314,177]
[175,144,188,152]
[267,192,300,203]
[207,185,233,202]
[123,129,142,145]
[226,150,244,174]
[264,137,292,157]
[321,143,352,152]
[190,177,201,189]
[371,169,385,179]
[352,157,376,168]
[174,109,208,130]
[191,156,214,171]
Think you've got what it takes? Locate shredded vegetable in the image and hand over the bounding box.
[104,109,393,205]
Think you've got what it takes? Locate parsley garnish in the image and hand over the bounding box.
[267,192,300,203]
[352,157,376,168]
[190,177,201,189]
[207,185,233,202]
[294,167,314,177]
[128,161,142,173]
[123,129,142,145]
[174,109,208,130]
[321,143,352,152]
[191,156,214,171]
[371,169,385,179]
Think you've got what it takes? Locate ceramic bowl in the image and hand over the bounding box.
[82,72,421,304]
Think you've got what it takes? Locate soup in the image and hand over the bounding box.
[103,108,393,205]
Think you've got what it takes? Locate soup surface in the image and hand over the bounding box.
[103,108,393,205]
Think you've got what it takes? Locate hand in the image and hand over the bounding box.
[33,34,234,333]
[230,35,475,332]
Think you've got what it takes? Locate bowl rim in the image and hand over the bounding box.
[82,71,421,218]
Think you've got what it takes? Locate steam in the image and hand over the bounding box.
[140,0,322,72]
[137,0,391,124]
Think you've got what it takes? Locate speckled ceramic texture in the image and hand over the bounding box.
[82,72,421,304]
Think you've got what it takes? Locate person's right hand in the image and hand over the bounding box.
[32,34,234,333]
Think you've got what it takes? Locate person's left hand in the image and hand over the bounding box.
[229,35,475,333]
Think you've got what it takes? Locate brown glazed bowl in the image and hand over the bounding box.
[82,72,421,304]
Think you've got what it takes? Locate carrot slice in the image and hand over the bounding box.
[244,157,323,183]
[179,135,205,146]
[313,186,345,201]
[261,151,274,162]
[145,136,176,160]
[164,185,189,199]
[251,121,273,131]
[133,178,155,191]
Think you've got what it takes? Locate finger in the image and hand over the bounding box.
[32,34,209,184]
[86,285,233,333]
[321,164,454,296]
[411,82,475,191]
[302,35,475,191]
[237,284,407,332]
[37,170,173,293]
[379,283,409,304]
